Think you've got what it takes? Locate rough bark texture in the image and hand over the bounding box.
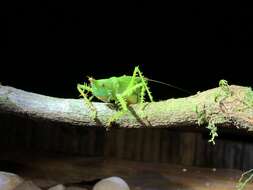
[0,84,253,131]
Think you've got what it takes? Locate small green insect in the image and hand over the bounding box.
[77,66,154,125]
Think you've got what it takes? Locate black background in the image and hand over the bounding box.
[2,1,253,100]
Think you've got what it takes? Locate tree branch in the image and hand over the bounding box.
[0,84,253,131]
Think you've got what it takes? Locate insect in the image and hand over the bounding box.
[77,66,154,125]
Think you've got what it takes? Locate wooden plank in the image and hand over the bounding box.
[160,129,171,163]
[134,128,144,161]
[180,132,196,166]
[152,129,161,162]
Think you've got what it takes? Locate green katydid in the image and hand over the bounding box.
[77,66,189,125]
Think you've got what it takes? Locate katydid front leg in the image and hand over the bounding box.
[77,84,97,120]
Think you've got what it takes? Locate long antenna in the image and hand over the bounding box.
[145,78,191,94]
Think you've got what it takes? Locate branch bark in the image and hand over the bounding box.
[0,84,253,131]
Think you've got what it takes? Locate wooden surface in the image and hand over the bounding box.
[1,113,253,170]
[0,151,252,190]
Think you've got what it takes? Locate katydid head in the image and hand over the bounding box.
[88,77,112,102]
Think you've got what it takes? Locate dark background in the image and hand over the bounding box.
[2,1,253,100]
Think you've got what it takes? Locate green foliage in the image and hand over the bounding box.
[195,80,232,144]
[77,66,154,125]
[195,106,219,145]
[206,122,218,144]
[219,79,231,95]
[214,79,232,102]
[206,116,226,145]
[237,169,253,190]
[195,106,207,126]
[243,88,253,108]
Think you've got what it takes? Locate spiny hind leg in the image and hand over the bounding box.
[77,83,97,119]
[130,67,153,119]
[130,70,153,122]
[134,67,154,122]
[131,66,153,103]
[139,86,147,117]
